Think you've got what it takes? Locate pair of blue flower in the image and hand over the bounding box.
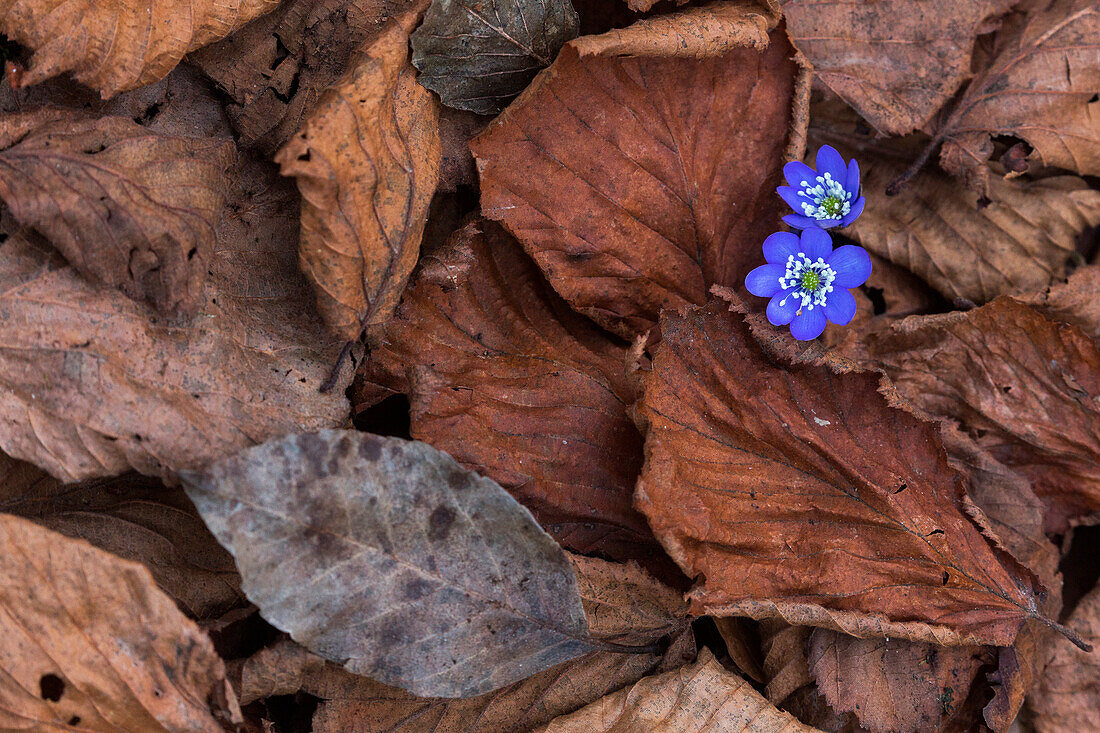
[745,145,872,341]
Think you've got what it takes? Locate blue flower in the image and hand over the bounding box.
[745,229,872,341]
[777,145,865,230]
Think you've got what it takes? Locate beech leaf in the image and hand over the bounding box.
[276,14,441,342]
[1029,585,1100,733]
[0,513,241,731]
[184,429,597,698]
[1016,265,1100,342]
[410,0,580,115]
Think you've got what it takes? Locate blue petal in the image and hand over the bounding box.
[790,306,827,341]
[784,160,816,189]
[767,291,799,326]
[824,287,857,325]
[828,245,872,287]
[762,231,801,264]
[782,213,820,230]
[745,264,784,297]
[846,158,860,195]
[799,228,833,261]
[840,196,866,227]
[777,186,805,214]
[816,145,848,185]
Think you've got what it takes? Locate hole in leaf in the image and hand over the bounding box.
[270,34,292,71]
[928,528,944,537]
[941,571,950,586]
[187,247,197,261]
[1089,93,1099,104]
[1002,385,1012,394]
[894,481,908,494]
[67,717,81,726]
[39,674,64,701]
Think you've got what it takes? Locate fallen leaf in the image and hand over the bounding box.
[0,0,279,97]
[0,107,235,315]
[356,219,659,563]
[781,0,1014,135]
[0,148,351,482]
[410,0,579,115]
[869,298,1100,530]
[1028,585,1100,733]
[0,513,241,731]
[807,627,988,733]
[276,14,441,342]
[184,429,597,698]
[534,648,819,732]
[570,554,691,644]
[637,298,1040,646]
[936,0,1100,192]
[713,617,766,683]
[1016,265,1100,342]
[471,31,800,338]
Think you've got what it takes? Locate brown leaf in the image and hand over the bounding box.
[534,648,819,732]
[808,628,988,733]
[0,0,279,97]
[471,31,800,338]
[184,430,595,698]
[714,617,766,683]
[1016,265,1100,342]
[937,0,1100,191]
[276,14,441,342]
[0,149,350,482]
[0,513,241,731]
[637,298,1040,646]
[570,554,691,645]
[1028,585,1100,733]
[356,219,659,563]
[0,108,234,315]
[869,298,1100,530]
[781,0,1014,135]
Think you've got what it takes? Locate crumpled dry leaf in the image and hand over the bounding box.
[0,107,235,315]
[276,14,441,342]
[781,0,1014,135]
[637,298,1040,646]
[534,648,818,732]
[807,627,989,733]
[1016,265,1100,342]
[411,0,579,115]
[870,298,1100,530]
[0,0,279,97]
[1028,585,1100,733]
[0,513,241,731]
[190,0,426,153]
[0,453,245,620]
[471,31,799,338]
[937,0,1100,192]
[185,429,596,698]
[356,219,658,563]
[0,131,350,483]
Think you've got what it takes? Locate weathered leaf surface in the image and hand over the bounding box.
[471,32,798,338]
[781,0,1013,135]
[0,514,240,731]
[356,219,659,563]
[1029,586,1100,733]
[938,0,1100,191]
[0,108,234,315]
[870,298,1100,530]
[535,649,818,732]
[276,15,441,342]
[0,0,279,97]
[185,429,595,698]
[0,150,350,482]
[637,298,1039,646]
[411,0,579,115]
[1017,265,1100,342]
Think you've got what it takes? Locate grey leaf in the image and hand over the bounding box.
[411,0,579,115]
[183,429,594,698]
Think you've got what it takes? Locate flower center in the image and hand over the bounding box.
[798,173,852,221]
[778,253,836,314]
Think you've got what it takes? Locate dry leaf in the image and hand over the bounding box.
[781,0,1014,135]
[0,107,235,315]
[356,219,659,563]
[411,0,579,115]
[714,617,766,683]
[184,430,595,698]
[808,628,988,733]
[1028,585,1100,733]
[870,298,1100,530]
[0,513,241,731]
[0,0,279,97]
[937,0,1100,191]
[0,143,350,482]
[1016,265,1100,342]
[570,554,691,645]
[471,31,799,338]
[637,298,1040,646]
[534,648,818,732]
[276,15,441,342]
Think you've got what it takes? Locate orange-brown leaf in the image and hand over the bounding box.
[1028,586,1100,733]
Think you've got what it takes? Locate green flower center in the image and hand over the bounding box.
[820,196,844,218]
[801,270,821,292]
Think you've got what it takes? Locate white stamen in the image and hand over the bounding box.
[798,173,852,221]
[778,253,836,312]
